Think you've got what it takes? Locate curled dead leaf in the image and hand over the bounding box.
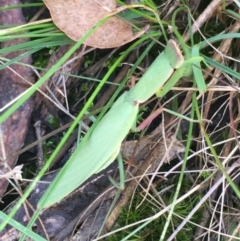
[43,0,148,48]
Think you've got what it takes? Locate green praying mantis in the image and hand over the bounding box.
[38,38,203,208]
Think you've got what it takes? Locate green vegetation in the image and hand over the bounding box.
[1,1,240,240]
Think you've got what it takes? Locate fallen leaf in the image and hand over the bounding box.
[43,0,148,48]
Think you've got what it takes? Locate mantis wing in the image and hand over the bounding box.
[38,92,138,208]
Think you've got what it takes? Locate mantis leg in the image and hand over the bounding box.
[96,146,125,190]
[136,107,164,131]
[108,153,125,190]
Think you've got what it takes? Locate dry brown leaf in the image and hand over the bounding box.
[121,136,185,166]
[43,0,148,49]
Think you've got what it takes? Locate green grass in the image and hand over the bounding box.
[107,175,203,241]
